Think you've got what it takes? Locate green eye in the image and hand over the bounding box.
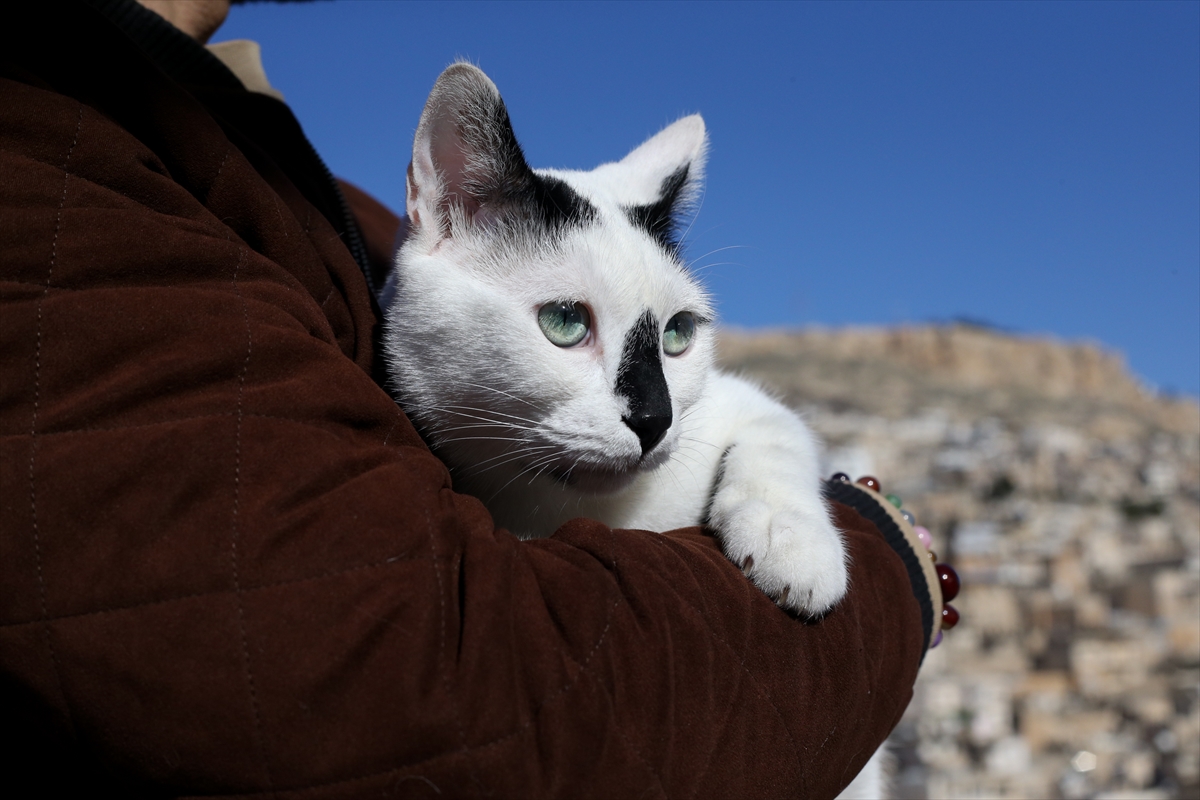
[538,302,591,347]
[663,311,695,356]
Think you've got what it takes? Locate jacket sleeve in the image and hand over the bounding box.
[0,11,930,799]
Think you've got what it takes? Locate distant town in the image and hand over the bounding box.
[720,324,1200,800]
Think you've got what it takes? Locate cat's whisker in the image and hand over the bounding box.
[665,445,703,484]
[674,439,715,459]
[526,463,556,488]
[415,399,535,420]
[688,244,748,277]
[487,454,560,503]
[687,244,746,267]
[437,420,514,429]
[421,406,540,433]
[517,456,564,490]
[456,443,558,476]
[454,444,552,466]
[652,457,688,494]
[407,405,520,428]
[457,381,546,412]
[438,403,542,427]
[689,260,744,277]
[485,470,535,505]
[462,446,556,474]
[676,434,722,452]
[669,446,709,474]
[437,432,542,445]
[446,437,549,450]
[430,424,534,445]
[432,402,540,429]
[463,459,535,479]
[436,423,535,439]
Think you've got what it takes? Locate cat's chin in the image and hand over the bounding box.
[549,449,672,494]
[548,464,639,494]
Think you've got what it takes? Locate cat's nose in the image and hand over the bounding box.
[616,310,673,456]
[624,411,671,455]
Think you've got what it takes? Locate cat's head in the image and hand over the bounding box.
[385,63,714,494]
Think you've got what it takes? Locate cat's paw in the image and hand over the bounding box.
[709,464,848,617]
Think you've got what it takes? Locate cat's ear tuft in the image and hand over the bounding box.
[613,115,708,253]
[407,62,532,236]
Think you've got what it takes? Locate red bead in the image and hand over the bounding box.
[856,475,881,492]
[935,563,960,602]
[941,603,960,629]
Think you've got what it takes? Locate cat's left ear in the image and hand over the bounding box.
[405,62,533,237]
[599,115,708,251]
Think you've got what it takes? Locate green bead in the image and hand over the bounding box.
[886,493,903,508]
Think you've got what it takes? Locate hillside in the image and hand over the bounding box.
[717,325,1200,800]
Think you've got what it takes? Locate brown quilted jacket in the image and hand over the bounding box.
[0,2,933,797]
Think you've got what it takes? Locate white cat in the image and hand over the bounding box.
[383,63,883,797]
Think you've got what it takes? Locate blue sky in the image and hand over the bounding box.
[220,0,1200,398]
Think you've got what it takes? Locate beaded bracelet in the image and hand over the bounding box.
[831,472,961,648]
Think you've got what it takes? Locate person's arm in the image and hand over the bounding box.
[0,4,932,797]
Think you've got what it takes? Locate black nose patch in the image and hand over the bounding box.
[616,311,672,455]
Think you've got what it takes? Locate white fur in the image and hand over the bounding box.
[385,64,877,795]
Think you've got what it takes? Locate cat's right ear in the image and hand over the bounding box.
[613,115,708,207]
[406,63,531,237]
[599,115,708,253]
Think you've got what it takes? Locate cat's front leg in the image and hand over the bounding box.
[700,373,848,616]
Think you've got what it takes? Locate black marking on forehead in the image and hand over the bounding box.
[623,165,690,254]
[616,311,672,456]
[527,174,597,232]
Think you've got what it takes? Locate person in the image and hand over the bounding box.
[0,1,938,796]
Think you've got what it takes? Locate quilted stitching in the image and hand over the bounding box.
[226,232,274,788]
[26,101,85,745]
